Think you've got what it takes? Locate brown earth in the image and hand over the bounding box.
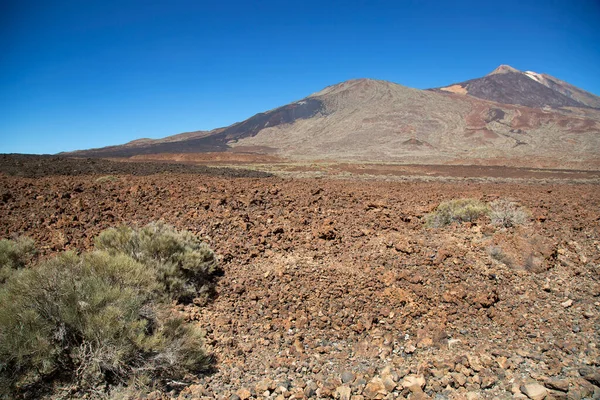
[1,156,599,399]
[116,152,600,181]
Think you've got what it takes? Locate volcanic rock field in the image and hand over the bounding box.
[0,155,599,399]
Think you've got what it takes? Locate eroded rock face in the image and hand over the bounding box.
[0,161,599,399]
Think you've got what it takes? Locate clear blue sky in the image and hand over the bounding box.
[1,0,599,154]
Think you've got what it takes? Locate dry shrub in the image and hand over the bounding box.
[95,222,219,303]
[425,198,489,227]
[487,246,513,267]
[0,223,216,398]
[489,199,530,228]
[0,237,36,283]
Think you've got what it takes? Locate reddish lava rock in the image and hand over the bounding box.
[0,158,599,399]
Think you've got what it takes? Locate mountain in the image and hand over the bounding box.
[68,67,600,169]
[436,64,600,109]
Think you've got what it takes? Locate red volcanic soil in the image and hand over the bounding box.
[1,156,599,399]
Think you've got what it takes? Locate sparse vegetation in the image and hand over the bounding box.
[96,222,219,303]
[426,198,530,228]
[489,199,530,228]
[425,198,489,227]
[487,245,513,267]
[0,236,36,283]
[95,175,119,183]
[0,224,217,399]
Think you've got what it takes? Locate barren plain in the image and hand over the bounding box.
[0,155,599,399]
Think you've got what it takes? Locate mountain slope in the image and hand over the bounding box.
[437,65,600,109]
[68,69,600,169]
[227,78,600,168]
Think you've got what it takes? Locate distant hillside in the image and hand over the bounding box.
[67,66,600,170]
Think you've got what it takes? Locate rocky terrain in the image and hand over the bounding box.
[67,66,600,170]
[0,154,272,179]
[0,156,598,399]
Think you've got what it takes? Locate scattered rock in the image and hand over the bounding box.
[335,385,352,400]
[561,299,573,308]
[520,382,548,400]
[235,388,251,400]
[401,375,426,391]
[363,378,387,399]
[544,378,570,392]
[341,371,356,384]
[579,367,600,386]
[2,163,599,400]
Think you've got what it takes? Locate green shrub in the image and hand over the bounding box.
[425,198,489,227]
[95,222,219,303]
[0,237,36,283]
[0,224,216,398]
[489,199,530,228]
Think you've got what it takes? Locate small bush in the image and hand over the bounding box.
[489,199,530,228]
[425,198,489,227]
[487,246,513,267]
[96,175,119,183]
[0,223,216,398]
[0,237,36,283]
[95,222,219,303]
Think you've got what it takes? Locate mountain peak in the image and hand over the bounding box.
[436,64,600,109]
[309,77,401,98]
[487,64,520,76]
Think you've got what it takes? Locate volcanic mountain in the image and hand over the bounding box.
[436,64,600,109]
[69,66,600,169]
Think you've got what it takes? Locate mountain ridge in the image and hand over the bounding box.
[66,66,600,169]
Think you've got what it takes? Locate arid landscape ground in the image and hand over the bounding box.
[1,155,598,399]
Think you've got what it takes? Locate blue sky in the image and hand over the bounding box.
[1,0,599,154]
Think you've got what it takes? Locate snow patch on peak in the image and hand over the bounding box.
[524,71,544,83]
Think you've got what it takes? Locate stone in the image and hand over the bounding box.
[479,369,498,389]
[178,385,204,398]
[381,375,397,392]
[544,378,570,392]
[579,367,600,386]
[335,385,352,400]
[289,391,305,400]
[363,378,387,399]
[405,344,417,354]
[452,372,467,387]
[408,392,431,400]
[520,383,548,400]
[467,354,484,372]
[561,299,573,308]
[304,382,317,398]
[583,311,595,319]
[255,378,274,393]
[236,388,252,400]
[401,375,426,391]
[342,371,356,384]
